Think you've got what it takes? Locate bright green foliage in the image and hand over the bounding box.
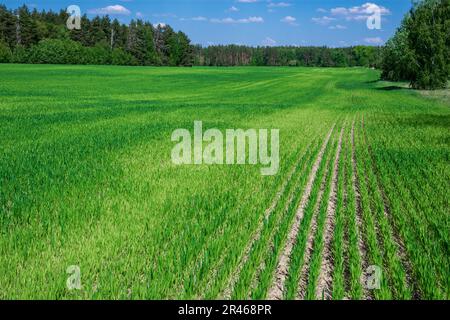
[382,0,450,89]
[0,40,11,62]
[111,48,138,66]
[27,38,84,64]
[381,17,415,82]
[407,0,450,89]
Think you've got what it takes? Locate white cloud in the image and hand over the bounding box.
[228,6,239,12]
[268,2,292,8]
[313,4,388,26]
[317,8,327,13]
[281,16,298,26]
[136,12,144,18]
[364,37,384,44]
[247,16,264,23]
[262,37,277,46]
[329,24,347,30]
[281,16,296,23]
[237,0,258,3]
[330,7,348,15]
[331,2,390,21]
[311,16,336,25]
[153,22,166,28]
[181,16,207,22]
[192,16,207,21]
[210,16,264,24]
[88,5,131,15]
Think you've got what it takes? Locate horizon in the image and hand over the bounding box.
[2,0,413,47]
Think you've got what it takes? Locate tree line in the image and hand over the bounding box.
[381,0,449,89]
[2,2,447,90]
[0,5,193,66]
[193,45,382,68]
[0,5,384,68]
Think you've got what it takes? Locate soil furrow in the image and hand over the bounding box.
[361,116,418,299]
[315,126,344,299]
[296,153,333,300]
[267,123,336,300]
[351,119,370,299]
[247,141,320,298]
[220,141,314,299]
[342,136,351,299]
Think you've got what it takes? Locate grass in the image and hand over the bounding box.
[0,64,448,300]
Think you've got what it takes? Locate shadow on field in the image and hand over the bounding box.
[376,85,410,91]
[395,114,450,130]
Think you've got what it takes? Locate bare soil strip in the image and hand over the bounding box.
[361,116,418,299]
[220,141,314,299]
[296,152,333,300]
[199,253,227,299]
[267,124,336,300]
[247,142,320,298]
[342,138,351,298]
[351,120,370,299]
[315,126,344,299]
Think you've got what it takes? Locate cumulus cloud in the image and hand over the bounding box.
[313,3,389,27]
[153,22,166,28]
[268,2,292,8]
[88,5,131,15]
[311,16,336,25]
[331,2,390,21]
[262,37,277,46]
[192,16,207,21]
[329,24,347,30]
[210,16,264,24]
[228,6,239,12]
[281,16,298,26]
[330,7,348,15]
[364,37,384,44]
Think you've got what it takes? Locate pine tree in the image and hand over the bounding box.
[0,5,17,48]
[16,5,40,47]
[153,24,169,65]
[142,22,158,65]
[177,31,193,66]
[127,20,154,64]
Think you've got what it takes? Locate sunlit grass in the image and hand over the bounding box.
[0,64,448,299]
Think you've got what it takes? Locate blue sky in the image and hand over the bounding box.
[4,0,413,47]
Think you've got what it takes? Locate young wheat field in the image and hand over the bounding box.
[0,64,448,300]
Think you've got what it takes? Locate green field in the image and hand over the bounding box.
[0,64,448,300]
